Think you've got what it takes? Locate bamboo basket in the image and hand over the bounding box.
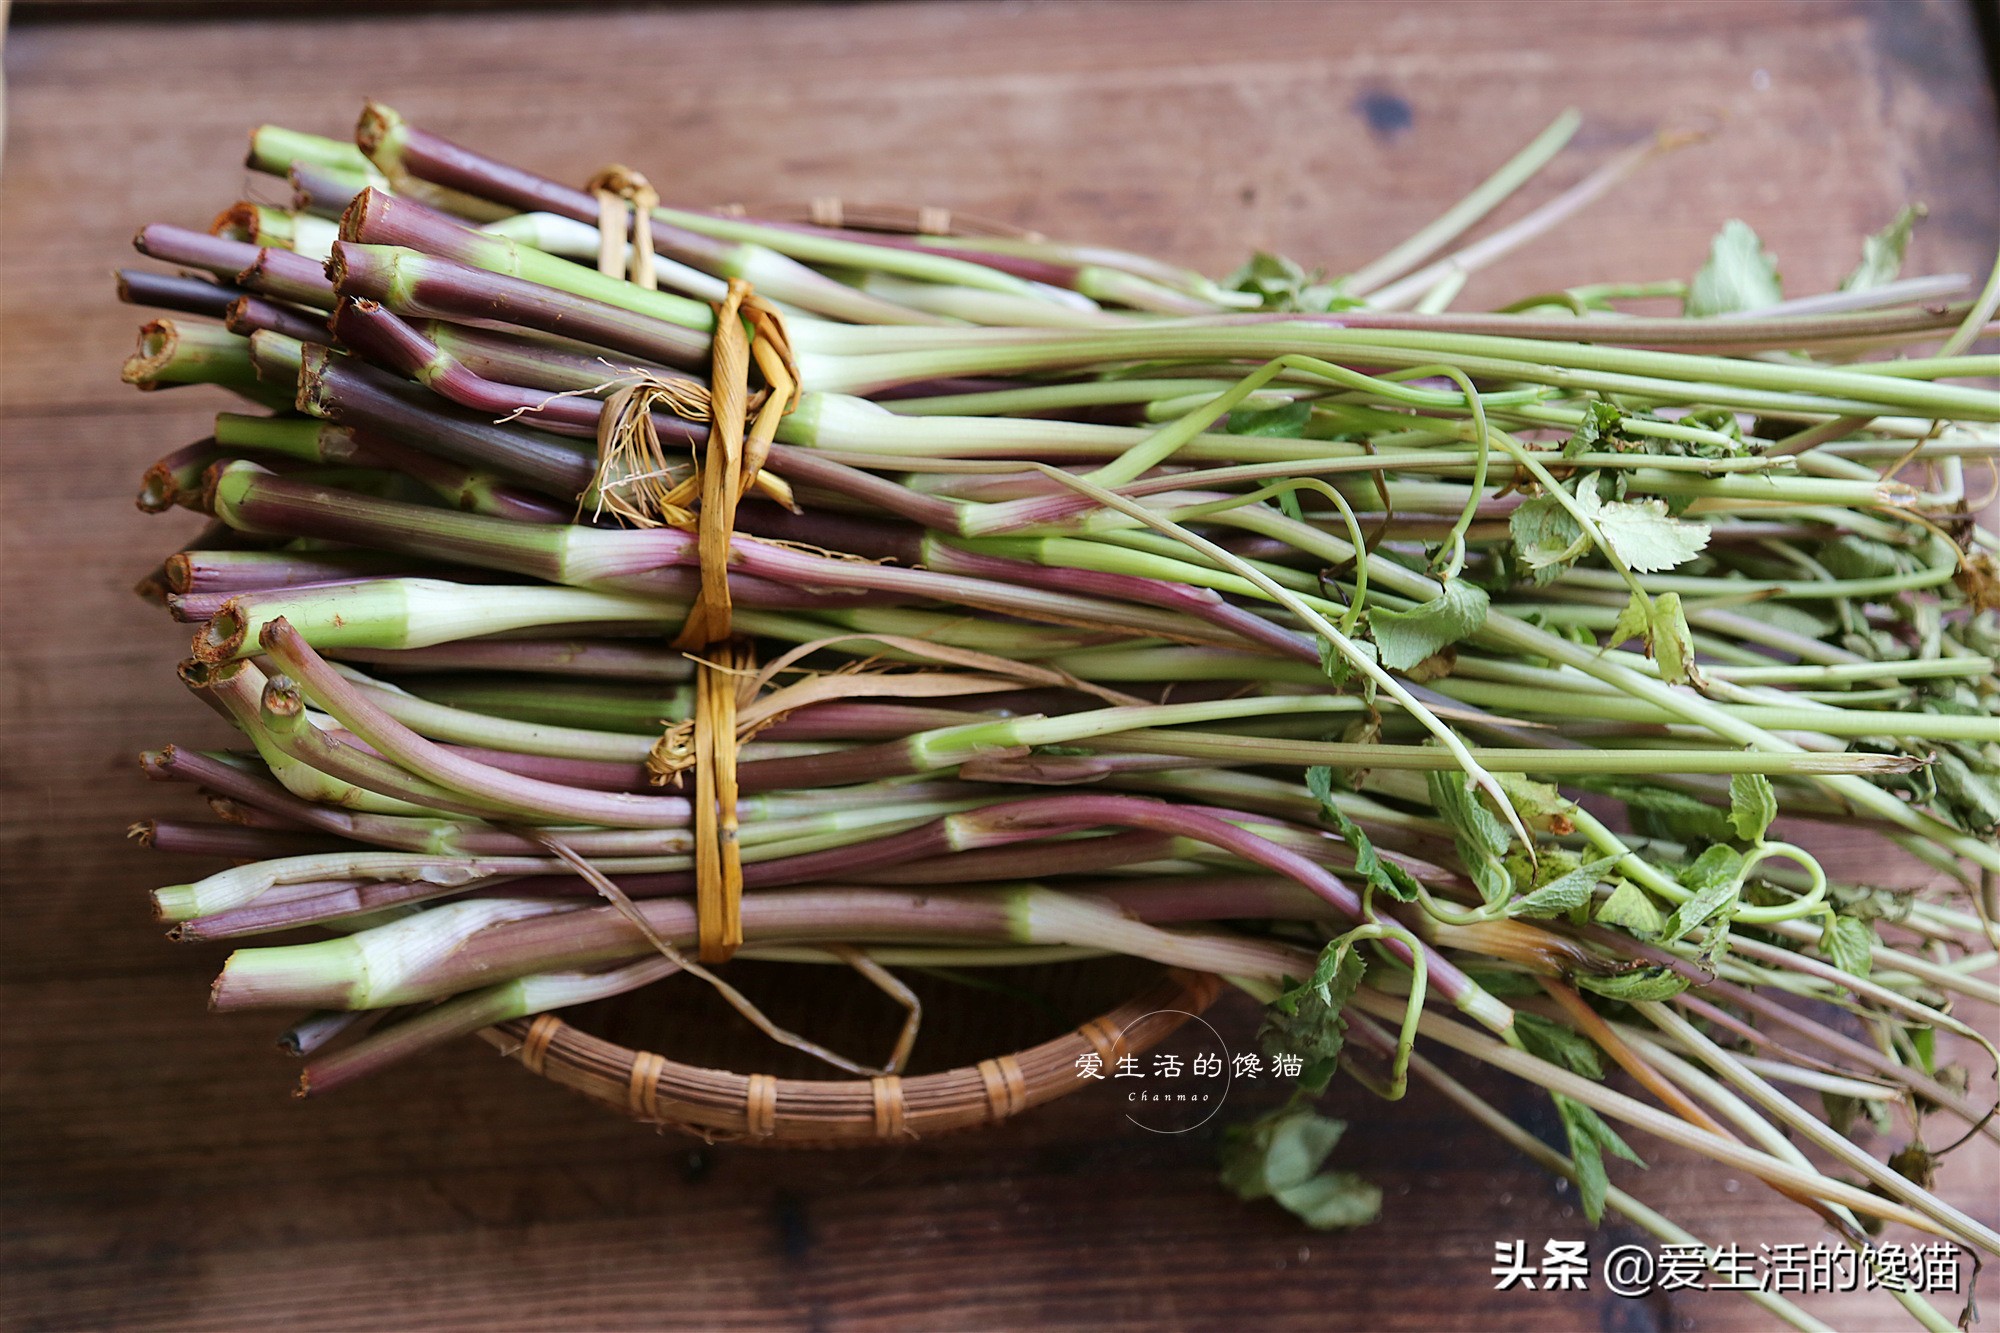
[477,960,1222,1146]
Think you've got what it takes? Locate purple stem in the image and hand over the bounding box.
[117,268,242,320]
[135,819,350,859]
[289,161,363,219]
[262,620,695,829]
[971,793,1482,1003]
[225,295,332,345]
[297,345,595,497]
[330,239,708,371]
[133,224,261,280]
[329,298,704,444]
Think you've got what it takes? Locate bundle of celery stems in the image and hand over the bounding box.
[121,105,2000,1326]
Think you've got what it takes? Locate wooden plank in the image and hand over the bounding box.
[3,2,1996,1329]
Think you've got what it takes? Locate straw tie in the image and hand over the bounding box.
[586,167,801,965]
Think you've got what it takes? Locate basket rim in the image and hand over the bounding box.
[477,966,1222,1145]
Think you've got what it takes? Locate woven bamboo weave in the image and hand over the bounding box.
[478,968,1222,1145]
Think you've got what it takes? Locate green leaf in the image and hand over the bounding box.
[1662,844,1746,943]
[1602,591,1700,684]
[1840,204,1924,292]
[1607,591,1653,651]
[1227,401,1313,438]
[1510,855,1620,919]
[1428,769,1512,857]
[1575,965,1689,1003]
[1428,766,1515,906]
[1260,937,1367,1094]
[1649,592,1698,685]
[1308,770,1422,903]
[1596,880,1667,936]
[1220,1106,1383,1230]
[1687,219,1782,317]
[1574,475,1711,574]
[1458,965,1544,997]
[1911,1025,1936,1075]
[1272,1170,1385,1230]
[1224,251,1360,314]
[1509,492,1588,583]
[1818,534,1909,581]
[1820,913,1877,978]
[1370,580,1489,672]
[1555,1093,1646,1224]
[1728,771,1777,843]
[1562,401,1627,458]
[1513,1012,1605,1080]
[1317,633,1375,691]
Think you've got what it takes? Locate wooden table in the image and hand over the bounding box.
[4,2,1997,1328]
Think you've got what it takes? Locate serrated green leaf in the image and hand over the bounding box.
[1317,633,1374,691]
[1428,768,1512,857]
[1510,855,1620,919]
[1840,204,1924,293]
[1663,844,1747,943]
[1555,1093,1646,1224]
[1514,1012,1605,1080]
[1596,880,1667,936]
[1687,219,1783,317]
[1575,777,1733,844]
[1260,937,1366,1094]
[1307,767,1420,902]
[1370,580,1489,672]
[1227,401,1313,438]
[1821,913,1877,978]
[1575,965,1689,1003]
[1728,771,1777,843]
[1428,766,1515,906]
[1593,499,1711,574]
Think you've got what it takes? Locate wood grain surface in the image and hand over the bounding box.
[3,2,1997,1329]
